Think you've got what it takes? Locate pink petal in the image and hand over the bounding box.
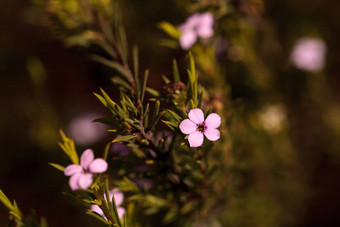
[69,173,82,190]
[184,13,201,29]
[179,14,200,31]
[197,13,214,38]
[111,189,124,206]
[78,173,93,190]
[188,108,205,124]
[80,149,94,170]
[205,113,221,129]
[179,119,197,134]
[89,158,108,173]
[188,131,204,147]
[198,27,213,39]
[91,205,104,217]
[64,164,82,176]
[117,207,126,219]
[179,30,197,50]
[204,128,220,141]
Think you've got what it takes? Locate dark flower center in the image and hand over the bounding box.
[197,123,206,133]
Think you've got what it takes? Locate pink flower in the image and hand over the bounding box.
[290,37,327,72]
[179,108,221,147]
[64,149,108,190]
[91,189,125,220]
[178,12,214,50]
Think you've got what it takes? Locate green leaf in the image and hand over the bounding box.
[158,39,179,48]
[188,52,196,82]
[103,142,111,161]
[133,46,140,103]
[158,22,181,39]
[0,189,14,211]
[152,100,160,123]
[118,23,128,63]
[104,179,120,226]
[112,135,136,143]
[58,130,78,164]
[198,88,204,109]
[161,120,178,130]
[172,59,181,82]
[161,75,170,84]
[90,55,132,81]
[9,210,22,221]
[40,216,49,227]
[163,208,178,224]
[122,93,138,115]
[92,39,117,59]
[143,103,150,128]
[140,70,149,103]
[187,52,197,108]
[93,93,108,107]
[86,209,111,225]
[146,87,160,97]
[167,109,182,122]
[48,163,65,172]
[111,77,131,92]
[111,188,123,227]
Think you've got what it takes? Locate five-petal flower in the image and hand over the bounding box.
[179,108,221,147]
[64,149,108,190]
[91,189,125,220]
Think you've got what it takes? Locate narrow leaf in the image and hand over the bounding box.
[48,163,65,172]
[198,88,204,109]
[133,46,140,103]
[161,75,170,84]
[146,87,160,97]
[112,135,136,143]
[141,70,149,103]
[167,109,182,122]
[158,22,181,39]
[90,55,132,81]
[152,100,160,123]
[93,93,108,107]
[0,189,14,211]
[172,59,180,82]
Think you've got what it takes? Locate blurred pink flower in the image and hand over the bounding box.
[69,113,107,146]
[179,108,221,147]
[179,12,214,50]
[64,149,108,190]
[91,189,125,220]
[290,37,327,72]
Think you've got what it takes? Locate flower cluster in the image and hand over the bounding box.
[64,149,108,190]
[91,189,125,219]
[179,108,221,147]
[178,12,214,50]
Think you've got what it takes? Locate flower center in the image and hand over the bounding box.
[197,123,206,133]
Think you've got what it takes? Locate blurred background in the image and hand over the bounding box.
[0,0,339,226]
